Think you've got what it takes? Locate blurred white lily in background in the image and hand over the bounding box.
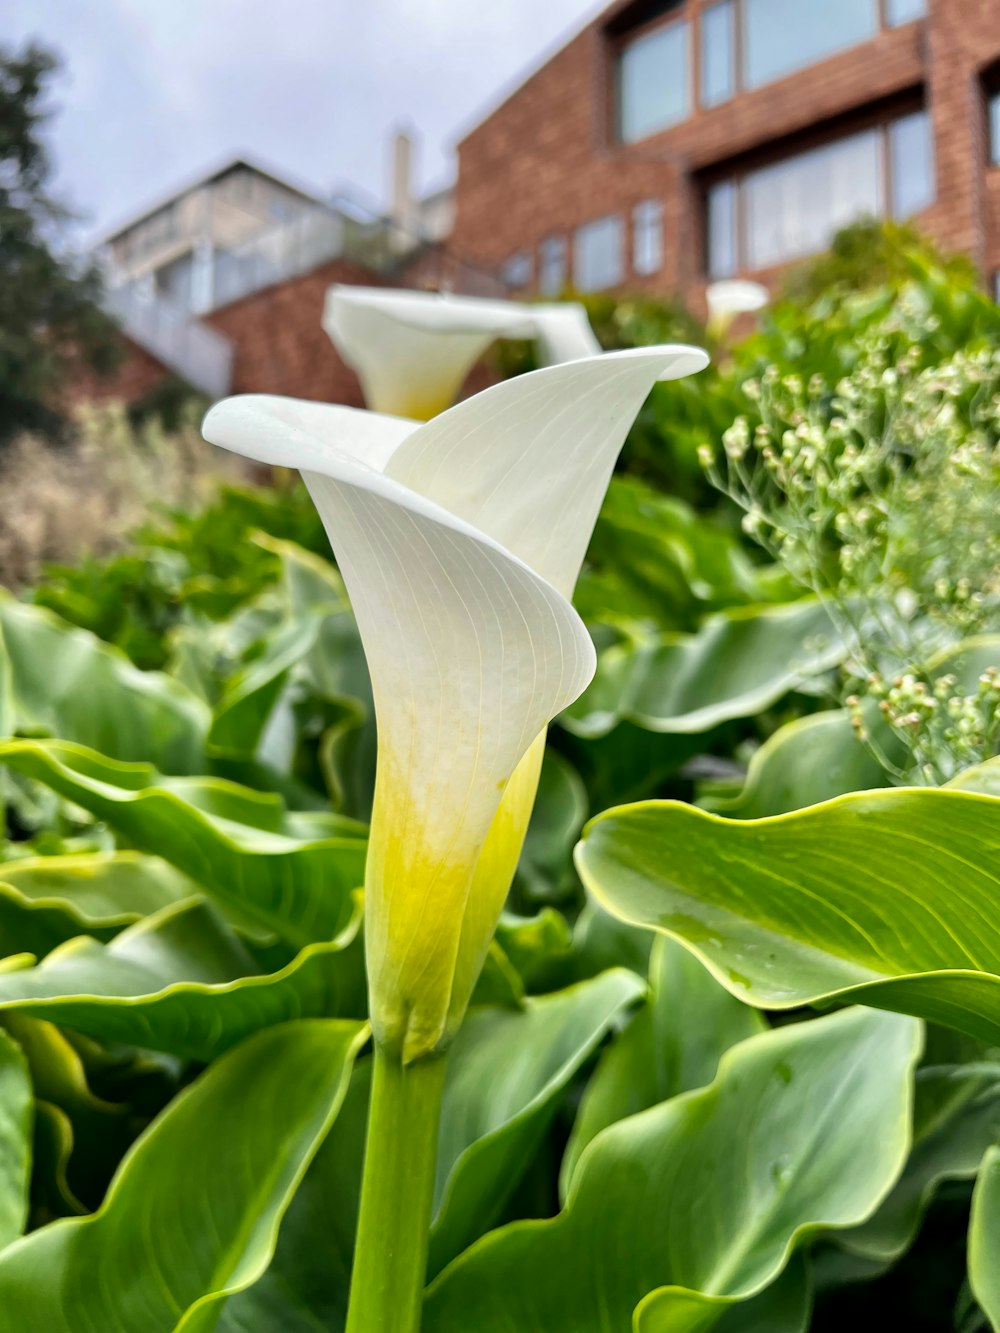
[323,284,602,419]
[203,343,708,1060]
[706,279,769,338]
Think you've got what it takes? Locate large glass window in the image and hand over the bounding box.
[890,110,935,217]
[701,2,735,107]
[574,215,625,291]
[538,236,567,296]
[886,0,926,24]
[633,200,664,275]
[706,112,935,277]
[619,21,689,142]
[744,130,881,269]
[743,0,877,90]
[990,90,1000,168]
[707,181,738,279]
[501,251,533,291]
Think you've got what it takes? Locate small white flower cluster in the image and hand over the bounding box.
[702,335,1000,784]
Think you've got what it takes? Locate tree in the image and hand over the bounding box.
[0,42,121,442]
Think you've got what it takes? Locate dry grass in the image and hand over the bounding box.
[0,402,253,589]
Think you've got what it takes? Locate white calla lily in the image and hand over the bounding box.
[203,343,708,1060]
[706,279,770,335]
[323,284,602,419]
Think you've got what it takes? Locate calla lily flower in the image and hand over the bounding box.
[706,279,769,336]
[323,284,602,419]
[203,343,708,1060]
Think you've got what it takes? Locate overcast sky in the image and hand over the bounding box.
[5,0,605,245]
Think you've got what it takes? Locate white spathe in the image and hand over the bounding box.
[323,284,603,419]
[203,344,709,1059]
[706,279,770,329]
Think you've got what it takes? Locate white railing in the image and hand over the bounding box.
[105,283,234,399]
[209,207,347,310]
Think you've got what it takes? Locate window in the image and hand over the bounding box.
[501,251,533,290]
[886,0,926,24]
[890,110,935,217]
[743,0,877,90]
[619,20,689,142]
[707,180,738,279]
[701,2,735,107]
[990,89,1000,167]
[707,112,934,276]
[633,200,664,275]
[574,215,625,291]
[538,236,568,296]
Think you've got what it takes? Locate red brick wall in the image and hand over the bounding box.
[453,0,1000,300]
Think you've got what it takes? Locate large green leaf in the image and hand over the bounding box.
[0,853,197,952]
[699,707,897,819]
[208,615,322,758]
[512,750,588,906]
[0,740,366,945]
[561,600,843,739]
[0,598,208,773]
[0,899,366,1061]
[424,1008,920,1333]
[0,1019,367,1333]
[219,971,645,1327]
[0,1029,31,1251]
[561,936,763,1194]
[970,1145,1000,1332]
[577,788,1000,1046]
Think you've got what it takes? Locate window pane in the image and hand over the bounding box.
[538,236,567,296]
[745,130,881,269]
[890,110,935,217]
[501,251,533,290]
[707,180,737,278]
[633,200,664,275]
[991,92,1000,168]
[619,21,689,142]
[701,2,735,107]
[886,0,926,23]
[574,215,624,291]
[744,0,877,89]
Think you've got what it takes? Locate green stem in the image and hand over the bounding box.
[345,1043,447,1333]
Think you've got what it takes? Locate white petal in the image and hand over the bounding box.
[531,303,603,364]
[385,346,710,595]
[323,285,535,419]
[706,279,769,318]
[202,394,419,475]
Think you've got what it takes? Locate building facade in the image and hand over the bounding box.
[453,0,1000,306]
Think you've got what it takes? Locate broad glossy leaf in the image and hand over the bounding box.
[513,750,588,905]
[700,707,897,819]
[637,1255,812,1333]
[561,600,843,739]
[562,936,763,1195]
[0,740,365,945]
[424,1008,920,1333]
[0,899,365,1061]
[970,1145,1000,1332]
[219,972,645,1326]
[578,788,1000,1046]
[0,1019,367,1333]
[0,1029,31,1250]
[0,853,197,952]
[0,598,208,773]
[208,615,321,757]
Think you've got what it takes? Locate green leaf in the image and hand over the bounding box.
[699,706,898,818]
[0,1019,367,1333]
[208,615,321,758]
[0,852,197,946]
[424,1008,920,1333]
[562,936,763,1195]
[429,968,645,1275]
[970,1145,1000,1332]
[512,750,588,906]
[561,600,843,739]
[0,1029,32,1251]
[0,598,208,773]
[577,788,1000,1046]
[0,899,366,1061]
[0,740,365,945]
[637,1255,812,1333]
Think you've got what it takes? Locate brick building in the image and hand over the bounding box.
[452,0,1000,307]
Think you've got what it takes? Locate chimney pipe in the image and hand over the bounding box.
[391,127,418,247]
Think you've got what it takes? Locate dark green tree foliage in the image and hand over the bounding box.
[0,42,120,442]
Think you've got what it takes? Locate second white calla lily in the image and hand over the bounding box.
[323,284,603,419]
[203,343,708,1060]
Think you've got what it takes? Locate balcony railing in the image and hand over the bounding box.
[104,283,234,399]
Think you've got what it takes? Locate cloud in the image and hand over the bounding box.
[5,0,604,242]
